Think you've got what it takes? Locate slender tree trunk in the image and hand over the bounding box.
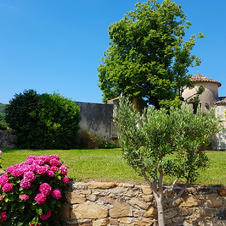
[152,185,165,226]
[156,196,165,226]
[142,169,165,226]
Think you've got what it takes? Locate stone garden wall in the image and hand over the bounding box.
[60,181,226,226]
[0,130,16,148]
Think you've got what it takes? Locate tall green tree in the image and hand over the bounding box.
[98,0,204,109]
[5,90,81,149]
[113,98,222,226]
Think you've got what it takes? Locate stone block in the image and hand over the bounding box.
[120,218,133,224]
[143,207,158,218]
[141,195,153,202]
[164,208,178,219]
[169,197,183,207]
[178,207,193,216]
[137,219,155,226]
[99,197,120,204]
[142,187,153,195]
[129,197,149,210]
[109,203,132,218]
[71,204,108,220]
[204,196,223,208]
[125,190,136,197]
[121,183,135,188]
[87,194,97,201]
[88,182,116,189]
[73,182,88,190]
[65,191,86,204]
[93,219,110,226]
[110,219,118,225]
[77,221,93,226]
[180,196,201,207]
[80,190,92,195]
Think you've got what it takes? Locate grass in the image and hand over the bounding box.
[0,148,226,186]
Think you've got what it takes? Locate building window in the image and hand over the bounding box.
[216,106,225,121]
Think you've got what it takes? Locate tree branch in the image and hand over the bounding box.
[163,178,178,194]
[163,185,187,204]
[141,169,158,195]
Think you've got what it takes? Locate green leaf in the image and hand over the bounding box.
[4,197,9,202]
[56,200,61,208]
[50,199,56,205]
[36,207,43,215]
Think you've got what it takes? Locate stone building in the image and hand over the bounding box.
[182,73,226,150]
[182,73,221,112]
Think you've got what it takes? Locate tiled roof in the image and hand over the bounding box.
[215,97,226,106]
[190,73,221,87]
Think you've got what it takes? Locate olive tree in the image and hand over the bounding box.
[113,98,222,226]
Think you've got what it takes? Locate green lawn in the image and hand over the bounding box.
[0,148,226,186]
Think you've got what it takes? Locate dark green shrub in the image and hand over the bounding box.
[99,141,117,149]
[5,89,81,149]
[0,121,8,130]
[5,89,40,147]
[78,130,102,149]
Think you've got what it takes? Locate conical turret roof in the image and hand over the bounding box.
[190,73,221,87]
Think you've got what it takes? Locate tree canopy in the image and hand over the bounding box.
[98,0,204,108]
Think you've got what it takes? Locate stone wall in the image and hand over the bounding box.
[76,102,118,143]
[0,130,16,148]
[60,181,226,226]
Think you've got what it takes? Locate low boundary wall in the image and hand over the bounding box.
[60,181,226,226]
[0,130,16,148]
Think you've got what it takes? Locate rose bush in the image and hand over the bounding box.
[0,154,69,226]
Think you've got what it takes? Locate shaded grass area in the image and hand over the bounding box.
[1,148,226,186]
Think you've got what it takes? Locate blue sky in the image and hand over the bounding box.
[0,0,226,104]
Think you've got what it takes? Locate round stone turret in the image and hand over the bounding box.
[182,73,221,112]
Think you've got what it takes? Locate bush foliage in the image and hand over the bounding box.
[113,97,222,225]
[5,90,81,149]
[0,154,69,226]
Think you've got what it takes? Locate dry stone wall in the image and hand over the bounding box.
[60,181,226,226]
[0,130,16,148]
